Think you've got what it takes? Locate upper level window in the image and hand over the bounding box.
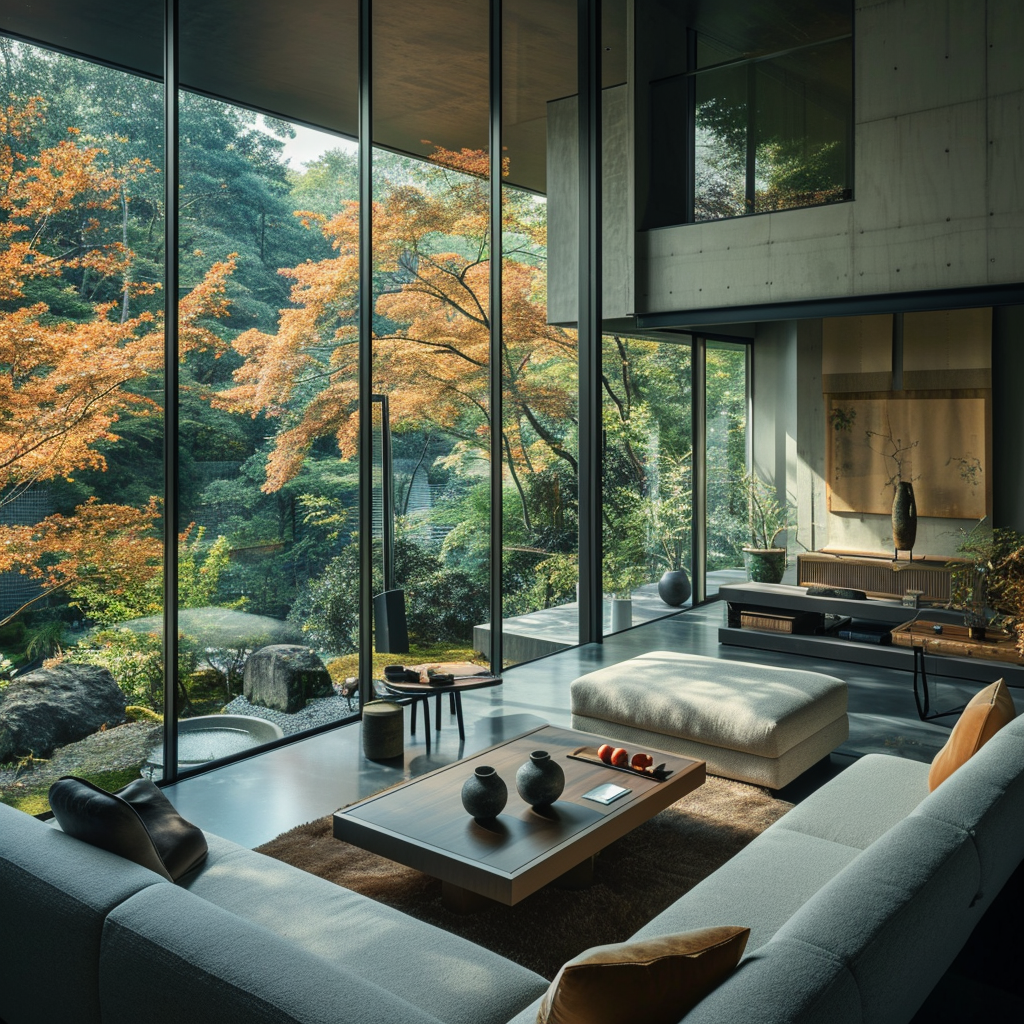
[649,33,853,226]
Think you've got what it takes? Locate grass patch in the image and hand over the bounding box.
[1,763,145,817]
[326,644,484,684]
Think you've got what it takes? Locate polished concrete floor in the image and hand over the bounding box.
[162,599,1019,849]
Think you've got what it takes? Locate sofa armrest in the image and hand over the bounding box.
[99,884,446,1024]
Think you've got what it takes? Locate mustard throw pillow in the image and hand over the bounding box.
[536,926,750,1024]
[928,679,1016,791]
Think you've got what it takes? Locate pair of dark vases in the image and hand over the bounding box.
[461,750,565,822]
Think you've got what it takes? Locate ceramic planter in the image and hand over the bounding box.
[743,547,787,584]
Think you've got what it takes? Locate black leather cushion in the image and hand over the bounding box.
[48,776,208,881]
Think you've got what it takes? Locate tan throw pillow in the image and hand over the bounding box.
[536,926,750,1024]
[928,679,1016,791]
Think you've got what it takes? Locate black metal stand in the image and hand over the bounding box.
[912,646,968,721]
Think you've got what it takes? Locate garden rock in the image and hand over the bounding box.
[0,664,127,763]
[243,645,333,714]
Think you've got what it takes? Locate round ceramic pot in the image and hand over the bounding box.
[743,547,787,584]
[515,749,565,808]
[461,765,507,822]
[657,568,692,607]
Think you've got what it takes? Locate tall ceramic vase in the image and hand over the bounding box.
[892,481,917,557]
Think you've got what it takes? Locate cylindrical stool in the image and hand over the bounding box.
[362,700,404,761]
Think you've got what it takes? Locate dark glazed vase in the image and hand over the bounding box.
[515,749,565,809]
[892,481,918,555]
[461,765,507,822]
[657,569,692,607]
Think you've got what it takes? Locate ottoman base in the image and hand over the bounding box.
[571,712,848,790]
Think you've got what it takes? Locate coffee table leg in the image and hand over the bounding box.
[410,698,418,735]
[555,855,595,890]
[441,881,492,914]
[435,692,442,729]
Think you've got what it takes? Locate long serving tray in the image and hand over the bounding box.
[567,745,674,782]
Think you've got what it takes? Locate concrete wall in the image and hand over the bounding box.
[636,0,1024,316]
[750,320,799,546]
[546,85,634,324]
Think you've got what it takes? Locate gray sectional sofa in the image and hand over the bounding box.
[3,713,1023,1024]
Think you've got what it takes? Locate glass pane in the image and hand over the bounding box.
[705,343,749,594]
[0,37,165,810]
[602,335,693,636]
[371,2,491,697]
[754,41,853,213]
[500,0,579,668]
[172,95,360,771]
[694,63,748,221]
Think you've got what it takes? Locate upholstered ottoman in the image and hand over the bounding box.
[570,651,849,789]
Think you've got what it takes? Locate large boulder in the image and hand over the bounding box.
[243,645,333,714]
[0,664,127,762]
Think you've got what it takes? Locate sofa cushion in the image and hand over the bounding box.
[99,884,447,1024]
[180,834,548,1024]
[629,824,861,953]
[928,679,1016,790]
[0,802,166,1024]
[536,926,749,1024]
[772,815,981,1024]
[48,775,207,881]
[913,713,1024,907]
[770,753,929,849]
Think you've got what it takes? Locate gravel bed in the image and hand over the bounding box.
[221,694,358,736]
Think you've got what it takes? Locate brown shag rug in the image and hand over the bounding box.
[256,774,792,979]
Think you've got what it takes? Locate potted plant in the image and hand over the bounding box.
[603,561,648,632]
[742,473,792,585]
[603,489,649,631]
[949,520,1024,649]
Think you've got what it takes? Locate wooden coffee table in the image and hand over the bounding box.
[333,724,705,910]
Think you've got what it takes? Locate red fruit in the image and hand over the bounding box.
[610,747,629,767]
[597,744,614,764]
[631,752,654,771]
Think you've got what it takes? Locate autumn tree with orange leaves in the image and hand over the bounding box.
[215,146,578,535]
[0,99,235,626]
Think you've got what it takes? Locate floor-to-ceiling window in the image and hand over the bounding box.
[602,334,693,635]
[704,340,749,592]
[172,94,362,771]
[368,3,492,684]
[0,39,167,809]
[498,0,580,667]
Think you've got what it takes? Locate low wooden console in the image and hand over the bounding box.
[795,552,960,603]
[718,582,1023,688]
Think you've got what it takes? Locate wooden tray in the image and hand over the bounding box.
[568,745,674,781]
[891,620,1023,665]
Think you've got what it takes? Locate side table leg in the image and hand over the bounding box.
[913,645,969,722]
[454,692,465,741]
[435,692,442,730]
[410,698,418,735]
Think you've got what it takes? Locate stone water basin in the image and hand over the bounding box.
[146,714,284,773]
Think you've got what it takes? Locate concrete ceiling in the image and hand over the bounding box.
[0,1,848,192]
